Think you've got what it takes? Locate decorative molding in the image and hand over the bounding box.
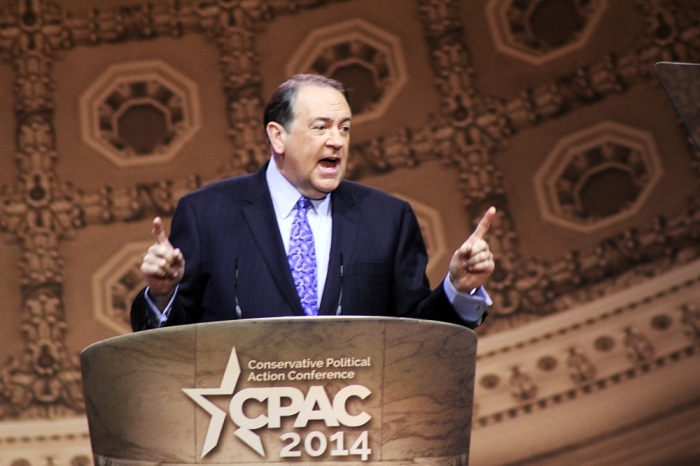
[0,417,91,465]
[0,0,84,422]
[478,342,699,425]
[534,121,663,233]
[474,258,700,427]
[478,262,700,360]
[486,0,608,65]
[79,59,202,167]
[0,287,85,420]
[285,18,408,125]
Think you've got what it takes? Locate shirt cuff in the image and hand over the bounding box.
[442,274,492,326]
[144,285,179,328]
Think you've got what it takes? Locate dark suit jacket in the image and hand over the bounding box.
[131,163,482,330]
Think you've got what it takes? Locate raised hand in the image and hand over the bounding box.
[449,207,496,293]
[140,217,185,303]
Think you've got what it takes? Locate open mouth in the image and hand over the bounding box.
[319,156,340,169]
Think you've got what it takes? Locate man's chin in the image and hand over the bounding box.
[310,179,342,197]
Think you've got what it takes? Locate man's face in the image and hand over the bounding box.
[272,85,351,199]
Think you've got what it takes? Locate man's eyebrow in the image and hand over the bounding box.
[308,116,352,124]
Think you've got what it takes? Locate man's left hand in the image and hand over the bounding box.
[449,206,496,293]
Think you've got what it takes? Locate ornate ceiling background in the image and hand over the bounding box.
[0,0,699,464]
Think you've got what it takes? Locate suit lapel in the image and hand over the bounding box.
[242,164,305,316]
[318,182,360,315]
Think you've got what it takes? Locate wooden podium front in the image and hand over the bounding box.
[81,317,477,465]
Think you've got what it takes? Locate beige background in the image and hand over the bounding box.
[1,0,700,465]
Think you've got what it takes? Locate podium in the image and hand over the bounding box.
[81,317,477,465]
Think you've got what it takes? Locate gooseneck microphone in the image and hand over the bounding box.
[233,258,242,319]
[336,252,344,316]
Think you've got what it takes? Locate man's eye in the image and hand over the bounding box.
[314,125,326,130]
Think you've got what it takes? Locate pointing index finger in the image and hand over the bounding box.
[470,206,496,242]
[152,217,169,244]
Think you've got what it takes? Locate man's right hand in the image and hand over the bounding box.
[141,217,185,305]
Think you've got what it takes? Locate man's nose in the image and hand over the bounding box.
[326,127,345,149]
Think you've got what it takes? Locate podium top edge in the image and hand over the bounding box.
[81,316,475,356]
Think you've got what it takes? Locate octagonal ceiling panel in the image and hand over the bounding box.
[486,0,608,65]
[80,59,201,167]
[534,121,663,233]
[285,18,408,125]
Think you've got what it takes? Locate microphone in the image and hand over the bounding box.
[336,253,344,315]
[234,258,242,319]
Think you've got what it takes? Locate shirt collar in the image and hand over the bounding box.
[266,158,331,219]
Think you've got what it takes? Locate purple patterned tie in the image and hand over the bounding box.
[288,197,318,316]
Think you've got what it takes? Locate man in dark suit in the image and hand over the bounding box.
[131,74,495,331]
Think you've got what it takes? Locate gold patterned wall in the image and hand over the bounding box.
[1,0,699,464]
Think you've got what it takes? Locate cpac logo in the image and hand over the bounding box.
[182,348,372,458]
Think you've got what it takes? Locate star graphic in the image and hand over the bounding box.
[182,347,241,458]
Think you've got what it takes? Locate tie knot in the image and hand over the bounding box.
[297,196,312,211]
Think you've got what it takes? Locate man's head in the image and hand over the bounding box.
[265,75,351,199]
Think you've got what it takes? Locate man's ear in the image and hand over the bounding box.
[266,121,287,155]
